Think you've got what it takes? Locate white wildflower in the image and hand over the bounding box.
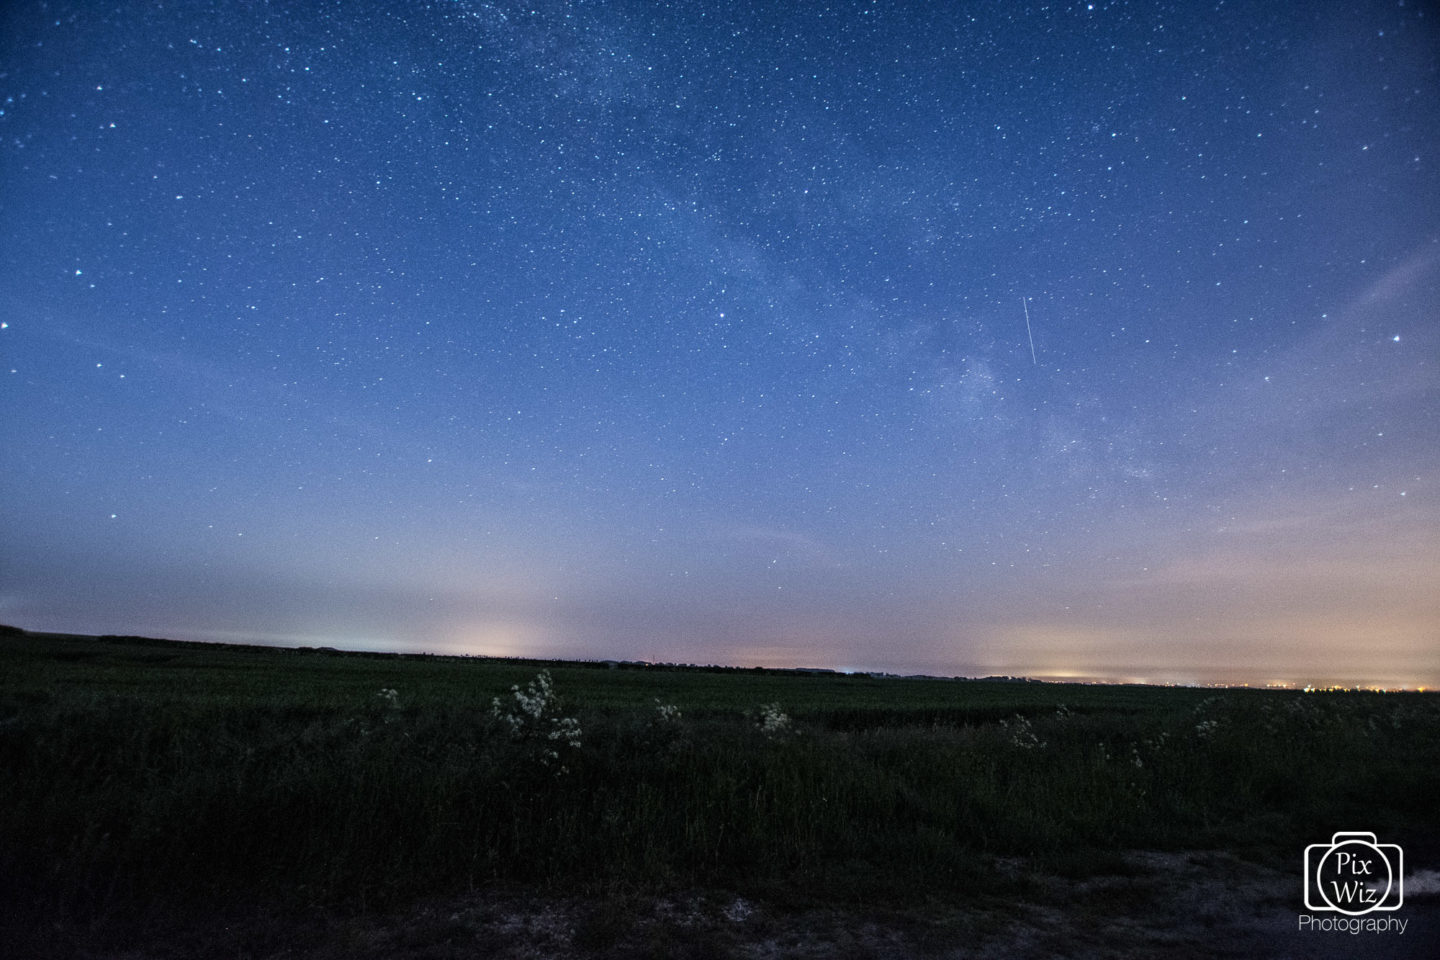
[490,670,582,773]
[1001,714,1045,749]
[756,702,791,737]
[723,898,754,923]
[548,715,583,750]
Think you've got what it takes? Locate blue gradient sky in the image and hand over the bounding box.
[2,0,1437,686]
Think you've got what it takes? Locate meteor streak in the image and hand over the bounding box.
[1022,297,1037,365]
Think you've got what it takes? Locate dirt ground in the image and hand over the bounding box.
[38,851,1439,959]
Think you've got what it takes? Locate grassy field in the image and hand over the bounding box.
[3,629,1437,955]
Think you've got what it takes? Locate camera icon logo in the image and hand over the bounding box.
[1303,832,1404,915]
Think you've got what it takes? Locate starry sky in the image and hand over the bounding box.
[2,0,1437,687]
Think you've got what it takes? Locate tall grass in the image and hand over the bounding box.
[2,634,1437,947]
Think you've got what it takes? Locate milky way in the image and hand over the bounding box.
[2,0,1437,686]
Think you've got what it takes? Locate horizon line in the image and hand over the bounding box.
[8,623,1432,693]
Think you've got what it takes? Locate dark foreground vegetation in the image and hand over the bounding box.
[3,630,1437,956]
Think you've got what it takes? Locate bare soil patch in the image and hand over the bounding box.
[39,850,1436,959]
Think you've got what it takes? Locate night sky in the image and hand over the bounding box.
[3,1,1437,687]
